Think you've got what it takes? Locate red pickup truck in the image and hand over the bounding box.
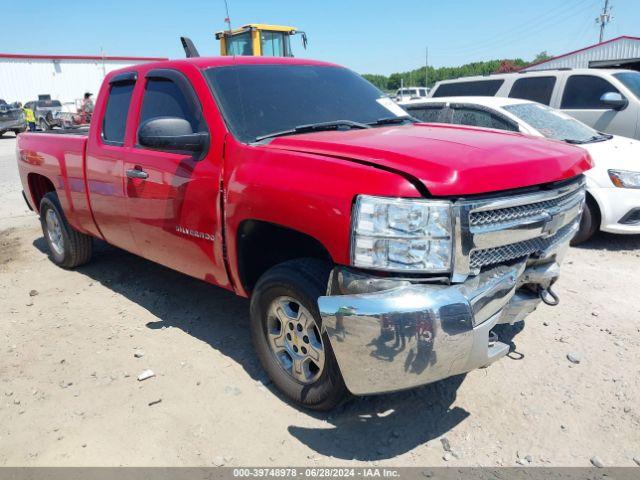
[17,56,591,409]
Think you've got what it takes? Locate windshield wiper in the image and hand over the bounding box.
[255,120,371,142]
[367,116,417,126]
[564,133,613,144]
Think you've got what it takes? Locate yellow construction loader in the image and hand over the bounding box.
[215,24,307,57]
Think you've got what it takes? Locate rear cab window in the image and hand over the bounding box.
[561,75,621,109]
[432,79,504,97]
[102,73,137,145]
[508,76,556,105]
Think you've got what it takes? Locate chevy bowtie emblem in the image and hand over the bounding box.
[541,212,565,237]
[175,226,214,242]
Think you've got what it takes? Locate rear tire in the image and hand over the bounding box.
[39,192,93,268]
[571,198,599,245]
[250,258,348,410]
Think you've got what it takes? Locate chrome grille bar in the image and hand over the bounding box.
[452,177,586,282]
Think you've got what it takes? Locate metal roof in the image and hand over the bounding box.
[521,35,640,71]
[0,53,168,62]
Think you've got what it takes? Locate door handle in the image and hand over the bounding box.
[126,168,149,180]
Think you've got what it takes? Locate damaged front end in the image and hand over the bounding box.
[318,177,585,395]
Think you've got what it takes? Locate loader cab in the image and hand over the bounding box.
[215,24,307,57]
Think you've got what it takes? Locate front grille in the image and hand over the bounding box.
[470,189,577,227]
[470,223,574,269]
[452,177,586,280]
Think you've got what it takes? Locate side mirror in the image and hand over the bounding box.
[138,117,209,155]
[600,92,628,110]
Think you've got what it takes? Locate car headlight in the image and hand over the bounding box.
[351,195,453,273]
[609,169,640,189]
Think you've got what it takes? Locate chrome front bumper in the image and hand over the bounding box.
[318,260,559,396]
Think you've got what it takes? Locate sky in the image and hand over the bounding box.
[2,0,638,75]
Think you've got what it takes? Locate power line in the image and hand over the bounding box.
[437,0,598,57]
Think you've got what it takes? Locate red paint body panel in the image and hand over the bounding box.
[15,56,593,300]
[263,123,593,196]
[16,133,100,237]
[222,138,421,296]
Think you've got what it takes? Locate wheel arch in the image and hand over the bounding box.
[27,173,56,213]
[585,189,603,230]
[236,219,334,294]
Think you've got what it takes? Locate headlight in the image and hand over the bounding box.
[351,195,452,272]
[609,169,640,189]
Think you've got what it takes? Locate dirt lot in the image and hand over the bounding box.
[1,135,639,467]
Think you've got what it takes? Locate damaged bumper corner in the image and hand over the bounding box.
[317,261,560,396]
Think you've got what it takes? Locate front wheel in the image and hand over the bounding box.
[250,259,347,410]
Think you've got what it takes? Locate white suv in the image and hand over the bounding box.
[395,87,429,103]
[429,69,640,140]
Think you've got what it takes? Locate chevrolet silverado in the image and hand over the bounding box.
[16,56,591,409]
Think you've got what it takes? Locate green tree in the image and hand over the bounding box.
[361,53,542,91]
[532,51,553,64]
[361,74,388,90]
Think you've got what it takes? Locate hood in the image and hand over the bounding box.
[579,134,640,172]
[262,124,592,196]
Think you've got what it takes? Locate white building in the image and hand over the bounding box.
[521,35,640,72]
[0,53,167,104]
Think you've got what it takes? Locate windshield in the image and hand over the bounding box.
[503,102,603,143]
[206,65,408,143]
[613,71,640,99]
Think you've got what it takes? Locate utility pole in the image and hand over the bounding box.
[425,47,429,89]
[596,0,612,43]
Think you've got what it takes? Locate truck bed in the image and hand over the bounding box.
[30,127,90,136]
[17,130,96,236]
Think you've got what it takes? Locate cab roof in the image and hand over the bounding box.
[432,67,635,85]
[109,55,339,75]
[215,24,298,38]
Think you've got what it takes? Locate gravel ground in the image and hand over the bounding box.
[1,135,639,467]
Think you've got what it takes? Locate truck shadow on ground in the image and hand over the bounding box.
[33,237,488,461]
[575,231,640,252]
[286,375,469,460]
